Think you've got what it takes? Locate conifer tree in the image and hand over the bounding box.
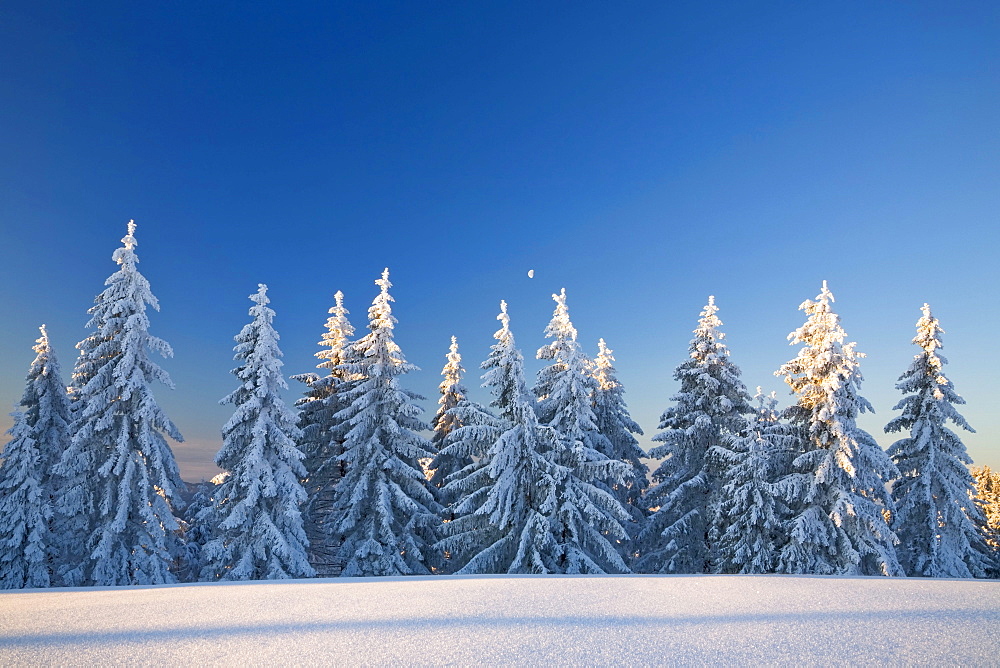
[535,291,610,464]
[440,301,629,574]
[638,296,752,574]
[54,221,186,586]
[293,290,355,576]
[886,304,991,578]
[0,326,71,589]
[775,281,901,576]
[56,244,121,578]
[202,284,313,581]
[972,466,1000,577]
[328,269,440,576]
[434,303,531,573]
[177,480,217,582]
[534,289,632,569]
[428,336,471,505]
[591,338,649,556]
[710,389,795,574]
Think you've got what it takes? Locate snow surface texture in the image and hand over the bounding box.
[1,575,997,665]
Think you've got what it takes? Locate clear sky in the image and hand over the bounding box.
[1,2,998,481]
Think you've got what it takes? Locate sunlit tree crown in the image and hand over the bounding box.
[776,280,872,448]
[592,338,619,392]
[773,281,900,577]
[316,290,355,372]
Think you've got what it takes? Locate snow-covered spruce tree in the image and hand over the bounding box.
[430,396,503,575]
[432,303,524,573]
[0,326,72,589]
[972,466,1000,576]
[591,338,649,558]
[54,221,186,586]
[638,296,752,574]
[775,281,901,576]
[533,289,632,569]
[176,479,218,582]
[55,250,122,579]
[201,284,312,581]
[710,389,796,574]
[293,290,356,577]
[428,336,471,506]
[886,304,991,578]
[440,300,629,574]
[327,269,440,576]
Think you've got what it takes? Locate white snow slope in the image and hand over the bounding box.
[1,575,997,665]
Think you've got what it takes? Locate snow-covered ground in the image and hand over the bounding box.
[1,575,997,665]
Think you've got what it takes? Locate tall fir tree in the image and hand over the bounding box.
[293,290,355,576]
[327,269,440,576]
[0,326,71,589]
[430,394,503,574]
[56,237,122,579]
[971,466,1000,577]
[437,301,557,574]
[428,336,471,505]
[590,338,649,559]
[535,291,610,465]
[886,304,991,578]
[775,281,902,576]
[201,284,314,581]
[638,296,752,574]
[440,301,628,574]
[533,289,632,571]
[54,221,186,586]
[710,389,796,574]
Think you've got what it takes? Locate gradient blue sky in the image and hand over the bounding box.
[1,2,998,480]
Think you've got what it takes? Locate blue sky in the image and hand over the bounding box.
[1,2,998,480]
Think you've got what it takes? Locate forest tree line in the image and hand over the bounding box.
[1,221,998,588]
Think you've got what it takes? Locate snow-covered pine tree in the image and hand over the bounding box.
[438,301,557,574]
[293,290,356,577]
[638,296,752,574]
[0,326,72,589]
[428,336,471,507]
[327,269,440,576]
[433,303,525,573]
[886,304,991,578]
[972,466,1000,577]
[53,221,186,587]
[440,300,628,574]
[430,395,502,575]
[201,284,313,581]
[591,338,649,558]
[176,479,217,582]
[533,289,632,571]
[710,388,796,574]
[775,281,901,576]
[55,246,121,580]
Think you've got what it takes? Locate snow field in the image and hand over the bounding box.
[1,575,997,665]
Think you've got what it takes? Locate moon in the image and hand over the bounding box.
[527,269,534,279]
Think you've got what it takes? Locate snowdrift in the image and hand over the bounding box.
[1,575,997,665]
